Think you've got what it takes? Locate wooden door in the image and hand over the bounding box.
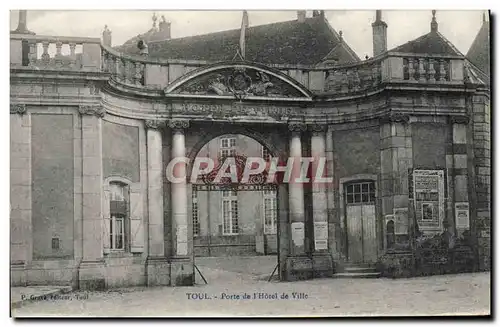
[345,181,378,263]
[346,204,377,263]
[346,205,363,263]
[361,204,377,263]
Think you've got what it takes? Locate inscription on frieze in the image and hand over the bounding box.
[173,103,295,119]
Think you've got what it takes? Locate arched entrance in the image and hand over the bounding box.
[187,132,281,284]
[160,62,333,286]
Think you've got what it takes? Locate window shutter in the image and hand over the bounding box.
[103,189,111,254]
[129,190,144,253]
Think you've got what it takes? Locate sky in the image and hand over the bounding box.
[10,10,486,58]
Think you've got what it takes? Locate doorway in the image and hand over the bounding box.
[345,181,378,263]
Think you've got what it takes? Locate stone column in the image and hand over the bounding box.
[325,125,342,260]
[450,116,470,236]
[10,104,30,286]
[309,124,333,277]
[168,119,193,286]
[380,113,412,253]
[145,119,169,286]
[78,105,106,290]
[284,123,312,281]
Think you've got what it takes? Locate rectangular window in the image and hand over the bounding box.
[192,189,200,236]
[345,181,375,204]
[262,146,271,161]
[108,182,128,252]
[110,215,125,250]
[222,190,238,235]
[263,190,277,234]
[220,137,237,159]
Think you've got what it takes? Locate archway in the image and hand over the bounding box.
[186,130,283,284]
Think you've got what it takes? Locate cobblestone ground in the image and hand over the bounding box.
[12,256,490,317]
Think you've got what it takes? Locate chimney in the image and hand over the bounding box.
[371,10,387,57]
[297,10,306,23]
[102,25,112,47]
[12,10,35,35]
[158,15,171,40]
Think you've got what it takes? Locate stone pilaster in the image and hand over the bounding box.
[450,116,470,236]
[284,123,312,281]
[78,105,106,290]
[380,113,412,251]
[471,94,490,271]
[145,119,169,286]
[10,105,31,286]
[309,124,333,277]
[168,119,194,286]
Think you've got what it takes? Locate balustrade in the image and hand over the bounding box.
[10,34,101,71]
[12,32,462,93]
[403,57,450,82]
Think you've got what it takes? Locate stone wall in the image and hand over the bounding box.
[31,114,74,260]
[102,121,140,183]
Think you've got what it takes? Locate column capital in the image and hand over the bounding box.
[308,123,327,134]
[288,122,307,133]
[450,115,470,125]
[78,105,106,118]
[379,112,410,124]
[144,119,166,130]
[168,119,190,130]
[10,104,26,115]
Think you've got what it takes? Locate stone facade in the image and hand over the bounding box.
[10,11,490,288]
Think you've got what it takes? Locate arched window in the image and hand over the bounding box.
[109,182,129,251]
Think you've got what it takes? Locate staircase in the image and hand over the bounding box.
[334,263,381,279]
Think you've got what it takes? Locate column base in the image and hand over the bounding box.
[11,262,26,286]
[312,253,334,278]
[170,257,194,286]
[146,257,170,286]
[78,260,106,290]
[284,255,313,281]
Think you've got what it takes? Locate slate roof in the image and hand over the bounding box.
[466,17,490,77]
[389,30,463,56]
[116,15,360,65]
[321,39,361,65]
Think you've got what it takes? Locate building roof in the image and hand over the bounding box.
[390,30,463,56]
[466,16,490,77]
[116,15,360,65]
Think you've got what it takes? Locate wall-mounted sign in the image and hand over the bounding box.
[291,222,305,247]
[455,202,470,229]
[413,170,445,233]
[313,222,328,250]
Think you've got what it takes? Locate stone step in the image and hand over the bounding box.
[334,272,381,279]
[343,266,379,274]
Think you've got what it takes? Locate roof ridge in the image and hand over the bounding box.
[320,15,360,62]
[147,15,325,45]
[435,31,464,57]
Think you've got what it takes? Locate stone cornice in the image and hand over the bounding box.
[144,119,166,129]
[78,105,106,117]
[450,115,470,125]
[168,119,190,130]
[379,112,410,124]
[10,103,26,115]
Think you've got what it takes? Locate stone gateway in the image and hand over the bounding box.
[10,10,490,289]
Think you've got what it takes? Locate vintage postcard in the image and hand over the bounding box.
[9,9,491,317]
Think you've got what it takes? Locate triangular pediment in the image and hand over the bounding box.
[164,62,313,101]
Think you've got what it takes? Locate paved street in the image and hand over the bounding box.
[12,256,490,317]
